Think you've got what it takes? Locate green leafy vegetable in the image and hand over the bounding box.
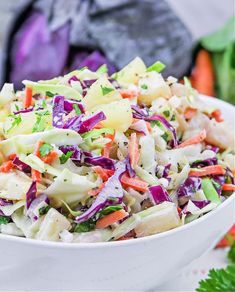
[39,143,53,157]
[146,61,166,73]
[32,110,50,133]
[45,91,56,97]
[0,216,10,225]
[163,110,170,118]
[197,265,235,292]
[38,205,50,216]
[98,205,123,216]
[96,64,108,75]
[201,178,221,204]
[73,104,81,116]
[59,151,73,164]
[141,84,148,90]
[6,115,22,133]
[101,85,114,95]
[74,219,96,233]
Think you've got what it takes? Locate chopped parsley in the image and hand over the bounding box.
[6,115,22,133]
[59,151,73,164]
[45,91,56,97]
[42,100,47,109]
[96,64,108,74]
[146,61,166,73]
[39,143,53,157]
[228,241,235,263]
[98,205,123,216]
[141,84,148,90]
[38,205,50,216]
[32,110,50,133]
[74,219,96,233]
[73,104,81,115]
[101,85,114,95]
[163,110,170,118]
[161,132,169,142]
[0,216,10,225]
[14,104,20,111]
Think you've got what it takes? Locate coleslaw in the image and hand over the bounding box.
[0,57,234,243]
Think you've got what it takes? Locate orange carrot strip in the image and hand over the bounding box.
[41,150,58,164]
[117,236,133,241]
[129,132,140,168]
[222,184,235,191]
[177,129,206,149]
[119,90,139,99]
[102,132,115,158]
[121,172,148,192]
[34,140,44,157]
[8,153,17,160]
[93,166,114,181]
[96,209,128,229]
[0,161,14,173]
[184,108,197,119]
[211,109,224,123]
[191,49,215,97]
[24,87,33,108]
[88,183,105,197]
[31,169,42,182]
[216,224,235,248]
[189,165,225,177]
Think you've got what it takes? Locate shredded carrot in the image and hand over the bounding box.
[102,132,115,158]
[31,169,42,183]
[34,140,44,157]
[121,172,148,192]
[191,49,215,97]
[211,109,224,123]
[232,169,235,176]
[117,236,133,241]
[24,87,33,108]
[41,150,58,164]
[93,166,114,181]
[94,123,103,129]
[177,129,206,148]
[119,89,139,99]
[96,209,128,229]
[0,161,14,173]
[222,184,235,191]
[88,183,105,197]
[177,207,182,215]
[184,108,197,119]
[129,132,140,168]
[189,165,225,177]
[8,153,17,160]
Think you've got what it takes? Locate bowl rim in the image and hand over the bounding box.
[0,95,234,249]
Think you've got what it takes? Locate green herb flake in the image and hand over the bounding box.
[74,219,96,233]
[32,110,50,133]
[42,100,47,109]
[96,64,108,74]
[98,205,123,217]
[141,84,148,90]
[59,151,73,164]
[6,115,22,133]
[45,91,55,98]
[101,85,114,96]
[146,61,166,73]
[39,143,53,157]
[0,216,10,225]
[161,132,169,142]
[38,205,50,216]
[163,110,170,118]
[14,104,20,111]
[73,104,81,116]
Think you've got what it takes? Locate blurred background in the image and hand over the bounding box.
[0,0,234,103]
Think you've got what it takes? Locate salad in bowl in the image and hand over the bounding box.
[0,57,234,243]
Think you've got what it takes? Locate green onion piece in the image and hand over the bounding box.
[146,61,166,73]
[201,178,221,204]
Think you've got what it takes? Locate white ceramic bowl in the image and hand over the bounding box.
[0,96,234,291]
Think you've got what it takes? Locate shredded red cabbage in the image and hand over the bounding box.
[75,161,126,223]
[26,181,37,209]
[52,95,65,128]
[84,156,115,171]
[149,185,172,205]
[14,107,34,115]
[191,157,218,168]
[177,177,202,198]
[78,111,106,134]
[64,99,85,114]
[27,194,49,221]
[12,157,31,173]
[125,156,136,178]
